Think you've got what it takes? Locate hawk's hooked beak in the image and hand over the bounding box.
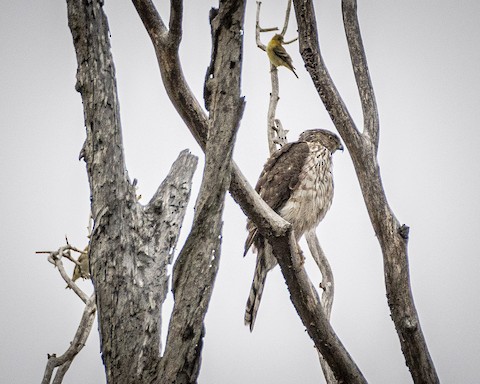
[338,143,344,152]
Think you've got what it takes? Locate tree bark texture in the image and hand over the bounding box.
[158,2,246,383]
[67,1,197,382]
[293,0,439,382]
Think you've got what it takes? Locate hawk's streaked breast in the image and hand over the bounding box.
[279,142,334,239]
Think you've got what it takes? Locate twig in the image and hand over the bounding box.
[36,245,90,303]
[41,294,96,384]
[283,36,298,45]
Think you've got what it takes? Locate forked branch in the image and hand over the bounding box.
[255,1,278,51]
[293,0,439,381]
[41,294,96,384]
[36,244,90,303]
[37,239,95,384]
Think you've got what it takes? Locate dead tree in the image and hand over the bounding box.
[41,0,438,383]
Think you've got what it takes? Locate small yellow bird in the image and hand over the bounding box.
[72,249,90,282]
[66,246,90,289]
[266,34,298,78]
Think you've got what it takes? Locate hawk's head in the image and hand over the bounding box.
[299,129,343,153]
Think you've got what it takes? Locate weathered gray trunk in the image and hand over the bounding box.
[157,2,246,383]
[67,1,197,382]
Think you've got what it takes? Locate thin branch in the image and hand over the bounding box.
[134,0,209,148]
[259,0,296,153]
[305,230,334,318]
[305,230,337,384]
[280,0,293,36]
[341,0,379,149]
[168,0,183,47]
[52,360,72,384]
[41,294,96,384]
[267,65,280,154]
[60,245,84,268]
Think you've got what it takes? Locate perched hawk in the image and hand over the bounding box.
[244,129,343,331]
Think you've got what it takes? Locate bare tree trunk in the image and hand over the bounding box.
[157,2,246,383]
[67,1,197,382]
[293,0,439,382]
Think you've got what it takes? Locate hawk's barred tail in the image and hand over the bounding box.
[244,248,268,332]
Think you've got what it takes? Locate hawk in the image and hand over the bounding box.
[244,129,343,331]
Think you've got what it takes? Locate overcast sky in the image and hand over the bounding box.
[2,1,480,383]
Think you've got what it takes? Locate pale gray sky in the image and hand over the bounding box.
[2,1,480,383]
